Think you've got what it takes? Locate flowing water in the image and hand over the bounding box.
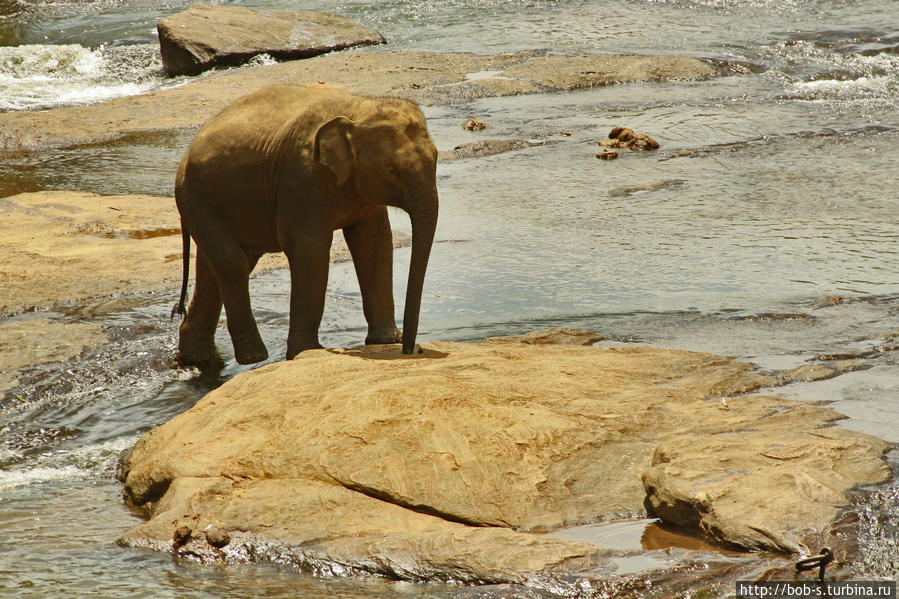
[1,0,898,597]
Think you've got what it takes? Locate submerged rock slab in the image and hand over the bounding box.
[157,5,385,76]
[0,319,107,393]
[118,339,890,582]
[0,51,717,151]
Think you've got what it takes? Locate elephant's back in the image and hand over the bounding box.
[204,85,354,141]
[182,86,354,172]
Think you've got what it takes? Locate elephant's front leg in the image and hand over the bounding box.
[284,233,333,360]
[344,208,402,346]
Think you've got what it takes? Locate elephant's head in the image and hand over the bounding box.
[314,99,439,354]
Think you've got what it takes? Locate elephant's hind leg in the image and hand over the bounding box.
[219,250,268,365]
[344,209,402,346]
[193,229,268,365]
[177,249,224,369]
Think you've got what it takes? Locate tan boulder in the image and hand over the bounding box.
[157,5,385,76]
[500,55,716,91]
[644,416,890,553]
[117,339,890,581]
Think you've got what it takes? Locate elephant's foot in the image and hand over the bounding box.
[176,341,224,371]
[286,338,324,360]
[365,325,402,346]
[232,330,268,365]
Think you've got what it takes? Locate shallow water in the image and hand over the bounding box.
[1,0,898,597]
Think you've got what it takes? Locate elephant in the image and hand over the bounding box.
[171,85,439,367]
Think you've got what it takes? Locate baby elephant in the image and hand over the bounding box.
[172,86,439,367]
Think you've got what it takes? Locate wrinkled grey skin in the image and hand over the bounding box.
[172,86,438,367]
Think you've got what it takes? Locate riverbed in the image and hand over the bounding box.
[1,1,898,597]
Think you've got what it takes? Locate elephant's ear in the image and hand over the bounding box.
[314,116,355,186]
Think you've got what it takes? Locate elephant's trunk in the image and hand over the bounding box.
[402,187,438,354]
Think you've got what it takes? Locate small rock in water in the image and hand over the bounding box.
[596,149,618,160]
[609,126,636,142]
[205,526,231,548]
[172,526,192,549]
[816,295,846,307]
[631,133,660,150]
[600,126,660,151]
[462,118,486,131]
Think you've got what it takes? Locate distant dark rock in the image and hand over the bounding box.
[157,4,385,76]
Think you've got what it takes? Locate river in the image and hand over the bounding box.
[1,0,897,597]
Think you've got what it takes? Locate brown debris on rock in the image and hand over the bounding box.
[157,4,385,76]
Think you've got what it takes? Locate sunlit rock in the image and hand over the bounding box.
[0,51,719,152]
[118,336,889,582]
[157,5,385,76]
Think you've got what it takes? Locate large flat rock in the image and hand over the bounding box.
[157,5,385,76]
[0,51,718,151]
[0,191,185,316]
[117,339,891,583]
[0,191,279,316]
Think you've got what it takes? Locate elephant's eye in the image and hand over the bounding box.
[386,165,400,178]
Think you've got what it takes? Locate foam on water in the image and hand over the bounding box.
[0,436,135,492]
[0,42,166,111]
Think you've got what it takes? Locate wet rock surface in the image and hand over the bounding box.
[0,51,717,151]
[438,139,551,162]
[0,318,107,393]
[609,180,685,196]
[157,5,385,76]
[117,338,890,582]
[484,327,604,346]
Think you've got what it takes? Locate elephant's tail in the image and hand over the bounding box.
[171,223,190,320]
